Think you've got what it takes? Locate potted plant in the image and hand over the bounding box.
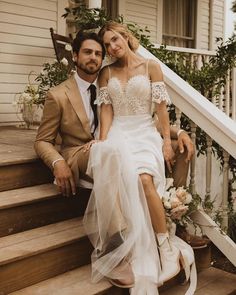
[14,58,72,129]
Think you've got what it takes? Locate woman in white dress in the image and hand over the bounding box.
[83,21,196,294]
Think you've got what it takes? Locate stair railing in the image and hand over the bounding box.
[138,45,236,267]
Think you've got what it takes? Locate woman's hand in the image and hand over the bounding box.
[162,139,175,173]
[83,139,101,152]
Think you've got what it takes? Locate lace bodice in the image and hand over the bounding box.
[96,74,171,116]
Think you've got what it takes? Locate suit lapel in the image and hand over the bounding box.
[65,76,92,137]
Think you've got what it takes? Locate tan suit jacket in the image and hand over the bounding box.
[34,75,93,185]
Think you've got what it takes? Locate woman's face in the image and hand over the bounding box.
[103,30,128,58]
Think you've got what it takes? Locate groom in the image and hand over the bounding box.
[35,30,194,197]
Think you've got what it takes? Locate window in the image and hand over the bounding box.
[163,0,197,48]
[102,0,118,19]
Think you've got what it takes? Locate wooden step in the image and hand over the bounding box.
[9,264,123,295]
[0,158,53,192]
[0,184,90,237]
[0,218,93,294]
[0,126,52,191]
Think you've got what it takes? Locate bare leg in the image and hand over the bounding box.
[140,173,180,283]
[140,173,167,233]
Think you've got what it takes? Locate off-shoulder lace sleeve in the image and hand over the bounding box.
[151,81,171,105]
[95,87,112,106]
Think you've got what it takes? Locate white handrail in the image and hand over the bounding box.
[153,44,216,56]
[138,46,236,159]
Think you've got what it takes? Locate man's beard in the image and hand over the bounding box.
[77,61,100,75]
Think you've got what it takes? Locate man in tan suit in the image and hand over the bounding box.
[35,31,105,197]
[35,30,194,198]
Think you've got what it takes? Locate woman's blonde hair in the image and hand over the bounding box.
[98,21,139,52]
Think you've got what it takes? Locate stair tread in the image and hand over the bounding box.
[0,127,37,166]
[0,143,37,166]
[0,217,86,266]
[9,264,112,295]
[0,183,59,209]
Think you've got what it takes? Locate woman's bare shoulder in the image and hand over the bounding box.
[148,59,163,82]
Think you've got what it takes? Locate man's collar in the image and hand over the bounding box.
[74,72,98,93]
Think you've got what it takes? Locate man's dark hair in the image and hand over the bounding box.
[72,30,106,59]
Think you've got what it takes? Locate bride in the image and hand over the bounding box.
[83,21,196,294]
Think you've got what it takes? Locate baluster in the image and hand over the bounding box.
[219,85,224,112]
[212,85,217,105]
[221,150,230,230]
[190,121,197,194]
[225,69,230,116]
[206,135,212,197]
[197,55,201,69]
[232,67,236,121]
[175,107,181,129]
[190,54,194,67]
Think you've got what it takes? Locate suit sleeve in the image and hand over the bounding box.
[34,91,64,170]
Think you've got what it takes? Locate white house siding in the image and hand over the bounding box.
[196,0,210,50]
[197,0,225,50]
[212,0,225,50]
[120,0,159,43]
[0,0,67,125]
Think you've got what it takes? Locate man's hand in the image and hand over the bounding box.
[178,131,194,162]
[53,160,76,197]
[163,139,176,173]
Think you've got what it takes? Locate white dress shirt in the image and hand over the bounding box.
[74,72,97,133]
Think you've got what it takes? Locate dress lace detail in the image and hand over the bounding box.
[152,82,171,105]
[97,76,171,116]
[96,87,112,106]
[103,75,152,116]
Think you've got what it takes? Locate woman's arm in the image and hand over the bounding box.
[149,60,175,172]
[98,66,114,140]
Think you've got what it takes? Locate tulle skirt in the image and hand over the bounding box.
[84,114,165,294]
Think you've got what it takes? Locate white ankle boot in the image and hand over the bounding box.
[157,233,180,284]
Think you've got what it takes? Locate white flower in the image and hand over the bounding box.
[169,188,176,198]
[166,178,174,190]
[164,201,171,209]
[162,191,170,202]
[184,193,192,204]
[60,58,68,66]
[176,187,188,202]
[170,196,182,208]
[65,44,72,51]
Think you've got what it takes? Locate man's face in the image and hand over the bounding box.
[74,39,103,75]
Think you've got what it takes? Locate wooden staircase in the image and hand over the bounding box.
[0,127,120,295]
[1,127,236,295]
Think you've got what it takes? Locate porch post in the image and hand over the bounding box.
[88,0,102,8]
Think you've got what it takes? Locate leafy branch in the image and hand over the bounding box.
[62,5,236,183]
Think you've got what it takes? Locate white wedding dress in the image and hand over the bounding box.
[83,66,196,294]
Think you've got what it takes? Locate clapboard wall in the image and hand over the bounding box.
[119,0,225,49]
[0,0,67,125]
[196,0,225,50]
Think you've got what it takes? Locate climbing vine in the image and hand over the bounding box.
[63,4,236,184]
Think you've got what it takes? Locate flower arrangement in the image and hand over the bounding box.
[163,178,201,230]
[35,57,72,104]
[13,58,72,128]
